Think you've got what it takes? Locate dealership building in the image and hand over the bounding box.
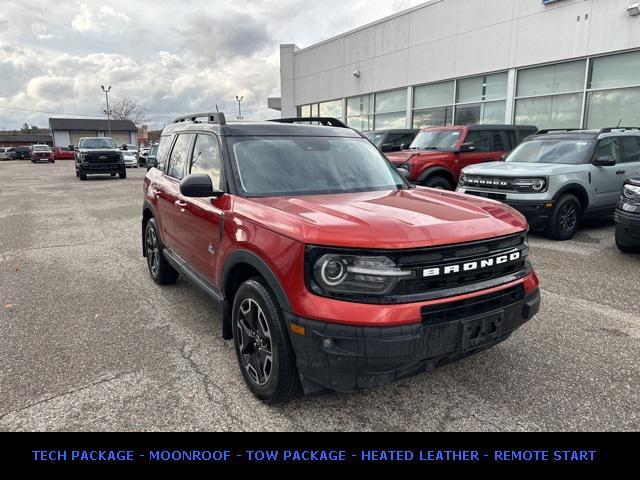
[279,0,640,131]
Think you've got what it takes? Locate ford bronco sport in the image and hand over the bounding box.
[142,113,541,404]
[75,137,126,180]
[386,125,538,190]
[458,128,640,240]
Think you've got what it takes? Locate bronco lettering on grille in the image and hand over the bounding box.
[423,251,522,278]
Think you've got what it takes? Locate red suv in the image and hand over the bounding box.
[142,113,540,404]
[30,144,55,163]
[387,125,538,190]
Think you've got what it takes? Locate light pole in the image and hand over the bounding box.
[235,95,244,120]
[101,85,112,136]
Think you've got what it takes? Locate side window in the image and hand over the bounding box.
[492,131,507,151]
[506,130,516,150]
[190,134,223,189]
[388,133,415,148]
[594,137,622,163]
[621,137,640,164]
[465,130,492,152]
[156,135,172,171]
[167,134,193,180]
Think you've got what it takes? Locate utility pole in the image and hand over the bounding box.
[235,96,244,120]
[101,85,112,136]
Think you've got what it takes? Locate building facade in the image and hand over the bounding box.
[279,0,640,131]
[49,118,138,148]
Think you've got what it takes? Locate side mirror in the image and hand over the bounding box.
[397,167,412,182]
[179,174,222,198]
[593,155,616,167]
[68,145,74,151]
[399,143,406,151]
[121,144,128,150]
[458,142,475,153]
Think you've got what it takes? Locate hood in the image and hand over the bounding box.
[78,148,121,154]
[386,149,449,165]
[462,161,584,177]
[234,188,527,250]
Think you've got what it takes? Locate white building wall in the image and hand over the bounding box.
[282,0,640,109]
[52,130,70,148]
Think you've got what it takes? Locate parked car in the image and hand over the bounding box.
[122,149,138,168]
[30,144,55,163]
[0,147,16,160]
[75,137,126,180]
[53,147,75,160]
[457,128,640,240]
[386,125,538,190]
[142,112,540,404]
[615,174,640,252]
[14,146,31,160]
[138,147,150,166]
[145,142,159,170]
[363,129,419,153]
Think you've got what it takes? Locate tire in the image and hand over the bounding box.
[119,170,127,179]
[616,229,639,253]
[75,170,79,178]
[145,218,179,285]
[232,278,301,404]
[111,173,116,177]
[423,175,453,190]
[80,172,87,181]
[545,194,582,240]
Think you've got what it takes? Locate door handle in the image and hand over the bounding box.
[175,200,188,209]
[616,170,626,175]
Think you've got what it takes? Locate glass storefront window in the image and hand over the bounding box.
[586,87,640,129]
[347,95,371,116]
[374,112,406,130]
[457,73,507,103]
[299,105,311,117]
[319,99,343,118]
[375,89,407,114]
[347,115,372,131]
[413,106,453,128]
[515,93,582,129]
[414,81,454,109]
[517,61,586,97]
[589,51,640,90]
[455,101,505,125]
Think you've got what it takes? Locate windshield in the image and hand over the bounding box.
[229,136,406,197]
[507,139,594,165]
[33,145,51,151]
[410,130,462,151]
[79,138,118,149]
[363,132,385,147]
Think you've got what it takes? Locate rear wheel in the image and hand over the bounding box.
[232,279,301,404]
[145,218,179,284]
[423,175,453,190]
[545,194,582,240]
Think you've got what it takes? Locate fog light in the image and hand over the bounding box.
[323,338,334,349]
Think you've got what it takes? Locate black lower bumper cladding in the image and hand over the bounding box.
[615,208,640,245]
[287,286,540,393]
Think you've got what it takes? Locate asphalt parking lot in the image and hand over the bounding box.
[0,160,638,432]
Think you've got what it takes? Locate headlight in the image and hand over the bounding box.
[310,252,414,296]
[459,173,468,186]
[511,178,547,193]
[623,184,640,202]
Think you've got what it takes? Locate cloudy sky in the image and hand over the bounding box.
[0,0,424,129]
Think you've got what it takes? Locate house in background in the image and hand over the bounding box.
[49,118,138,148]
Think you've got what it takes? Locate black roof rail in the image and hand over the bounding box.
[599,127,640,133]
[173,112,226,125]
[269,117,349,128]
[537,128,583,135]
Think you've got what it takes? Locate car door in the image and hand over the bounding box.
[172,133,226,285]
[589,137,623,208]
[156,133,194,249]
[454,130,495,178]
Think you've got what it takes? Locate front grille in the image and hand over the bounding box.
[389,233,528,296]
[86,152,122,164]
[421,284,525,325]
[463,176,514,192]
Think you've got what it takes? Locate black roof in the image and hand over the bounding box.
[363,129,420,134]
[165,120,362,138]
[0,134,52,142]
[49,118,137,131]
[465,124,537,131]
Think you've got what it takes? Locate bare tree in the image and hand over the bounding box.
[101,96,147,125]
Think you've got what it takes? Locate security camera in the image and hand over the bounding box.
[628,3,640,16]
[353,70,361,78]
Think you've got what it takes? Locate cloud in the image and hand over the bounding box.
[0,0,426,130]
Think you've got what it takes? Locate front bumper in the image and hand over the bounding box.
[615,207,640,245]
[80,163,125,173]
[286,286,541,393]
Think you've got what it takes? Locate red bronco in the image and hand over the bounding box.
[386,125,538,190]
[142,114,540,404]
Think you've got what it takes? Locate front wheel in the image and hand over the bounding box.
[545,194,582,240]
[119,170,126,179]
[232,279,301,404]
[79,172,87,180]
[423,175,453,190]
[616,229,639,253]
